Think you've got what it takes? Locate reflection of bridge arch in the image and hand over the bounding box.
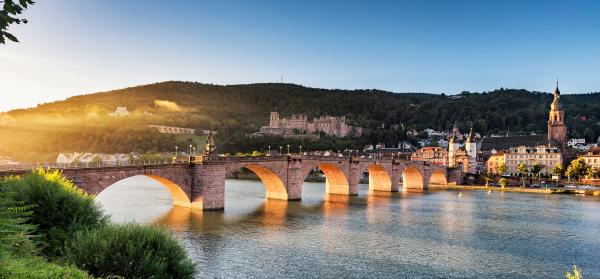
[429,169,448,185]
[226,163,289,200]
[403,166,425,190]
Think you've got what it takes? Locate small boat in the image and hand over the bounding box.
[458,192,463,197]
[487,189,491,194]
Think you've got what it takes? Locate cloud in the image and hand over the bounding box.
[154,100,183,112]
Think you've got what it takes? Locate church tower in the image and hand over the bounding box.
[547,81,567,149]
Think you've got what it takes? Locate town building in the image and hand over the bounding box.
[411,147,448,165]
[258,111,363,138]
[109,106,130,117]
[578,147,600,169]
[149,125,196,135]
[486,151,506,174]
[56,153,132,165]
[448,128,478,173]
[504,145,562,176]
[480,82,568,169]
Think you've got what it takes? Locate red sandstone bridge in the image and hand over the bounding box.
[0,155,462,210]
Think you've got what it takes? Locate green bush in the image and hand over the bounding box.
[2,169,107,258]
[0,189,37,259]
[0,256,90,279]
[67,223,196,279]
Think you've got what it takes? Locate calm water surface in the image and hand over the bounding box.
[96,176,600,278]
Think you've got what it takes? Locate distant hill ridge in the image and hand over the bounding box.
[2,81,600,161]
[8,81,600,136]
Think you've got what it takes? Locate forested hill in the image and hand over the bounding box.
[2,81,600,161]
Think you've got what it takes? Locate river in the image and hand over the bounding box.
[96,176,600,278]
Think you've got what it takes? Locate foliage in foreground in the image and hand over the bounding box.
[1,169,107,258]
[0,190,37,258]
[566,265,583,279]
[68,223,196,279]
[0,256,90,279]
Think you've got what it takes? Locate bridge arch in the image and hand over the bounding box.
[429,169,448,186]
[301,162,351,195]
[365,164,393,192]
[402,166,425,190]
[227,163,289,200]
[94,174,192,208]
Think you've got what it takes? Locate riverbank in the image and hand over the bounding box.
[435,185,600,196]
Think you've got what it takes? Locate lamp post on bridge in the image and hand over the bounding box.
[173,146,178,163]
[268,145,271,156]
[189,144,193,163]
[299,145,302,156]
[279,146,282,155]
[287,144,290,155]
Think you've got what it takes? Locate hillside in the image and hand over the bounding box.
[1,81,600,162]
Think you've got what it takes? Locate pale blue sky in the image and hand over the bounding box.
[1,0,599,112]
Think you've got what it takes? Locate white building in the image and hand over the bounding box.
[56,153,131,165]
[149,125,196,135]
[109,107,130,117]
[504,145,562,176]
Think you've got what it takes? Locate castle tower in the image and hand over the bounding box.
[547,81,567,149]
[465,127,478,173]
[269,111,280,128]
[448,134,458,167]
[465,128,477,160]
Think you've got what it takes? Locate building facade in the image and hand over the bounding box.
[259,111,363,137]
[486,151,506,174]
[579,147,600,169]
[109,106,130,117]
[448,128,478,173]
[411,147,448,165]
[504,145,562,175]
[149,125,196,135]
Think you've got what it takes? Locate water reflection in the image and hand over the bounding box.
[97,178,600,278]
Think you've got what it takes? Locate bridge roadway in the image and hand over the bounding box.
[0,155,462,210]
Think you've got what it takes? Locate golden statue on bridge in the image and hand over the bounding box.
[204,130,216,155]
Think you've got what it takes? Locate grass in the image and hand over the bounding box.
[0,256,90,279]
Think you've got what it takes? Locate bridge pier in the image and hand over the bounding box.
[193,164,225,210]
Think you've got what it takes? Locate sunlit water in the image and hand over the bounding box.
[96,176,600,278]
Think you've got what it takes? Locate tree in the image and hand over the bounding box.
[499,177,508,188]
[0,0,35,44]
[566,158,589,181]
[484,173,493,187]
[551,163,564,177]
[517,163,527,177]
[497,164,506,175]
[531,163,542,179]
[586,166,600,179]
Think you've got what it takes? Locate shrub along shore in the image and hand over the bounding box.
[0,169,196,278]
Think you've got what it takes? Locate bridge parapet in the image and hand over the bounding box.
[0,154,461,211]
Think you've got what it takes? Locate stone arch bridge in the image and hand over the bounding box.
[0,155,462,211]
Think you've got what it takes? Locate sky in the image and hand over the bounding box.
[1,0,599,112]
